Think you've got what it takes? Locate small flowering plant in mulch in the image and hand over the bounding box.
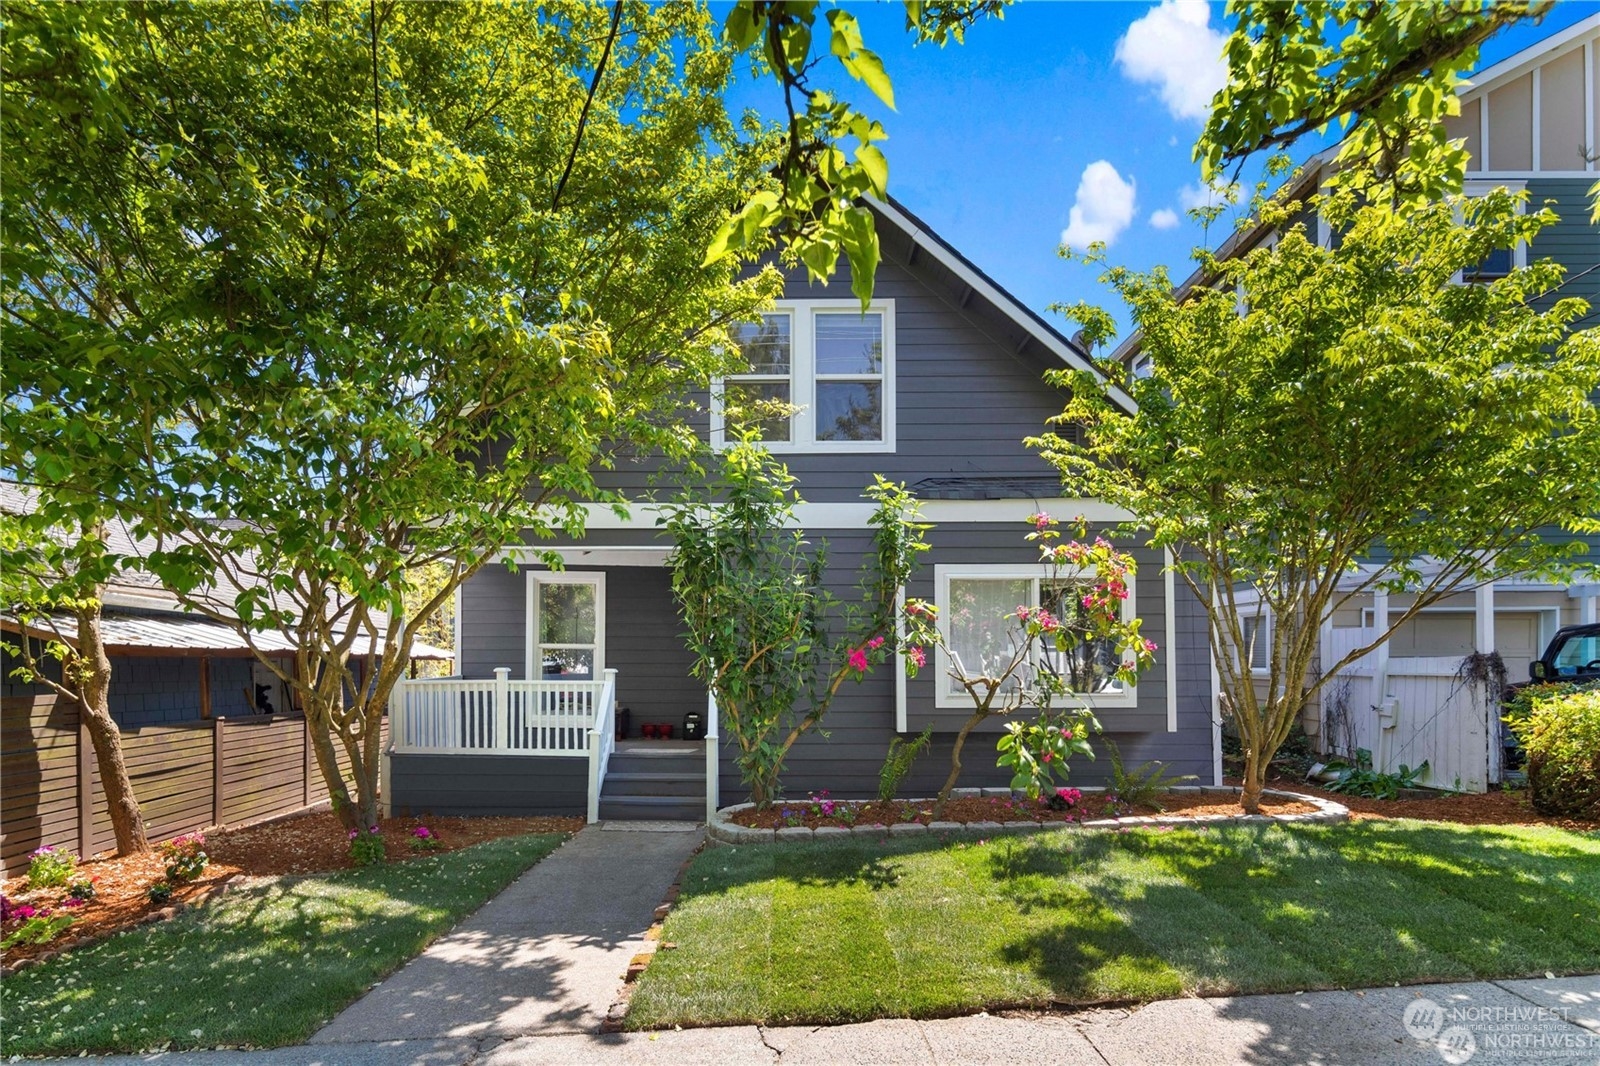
[159,834,210,882]
[410,825,442,852]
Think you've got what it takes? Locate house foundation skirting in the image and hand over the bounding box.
[388,752,588,817]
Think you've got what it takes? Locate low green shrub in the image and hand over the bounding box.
[1324,748,1429,800]
[877,726,932,801]
[1105,739,1196,810]
[26,846,77,890]
[159,834,209,882]
[1506,688,1600,817]
[1504,678,1600,722]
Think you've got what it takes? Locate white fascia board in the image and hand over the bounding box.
[530,499,1134,534]
[1459,14,1600,97]
[868,197,1139,417]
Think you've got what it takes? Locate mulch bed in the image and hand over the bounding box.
[1244,774,1600,832]
[729,791,1319,830]
[1,809,584,971]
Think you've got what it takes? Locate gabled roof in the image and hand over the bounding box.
[1461,11,1600,93]
[870,196,1138,416]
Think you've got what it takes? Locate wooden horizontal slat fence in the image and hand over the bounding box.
[1,694,387,874]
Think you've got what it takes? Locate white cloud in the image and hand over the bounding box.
[1060,161,1138,250]
[1114,0,1227,123]
[1149,208,1181,230]
[1177,179,1238,211]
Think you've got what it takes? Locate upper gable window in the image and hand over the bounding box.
[713,299,896,453]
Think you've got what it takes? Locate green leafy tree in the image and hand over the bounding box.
[402,563,456,680]
[665,441,929,808]
[1,509,150,854]
[3,0,1005,833]
[1040,188,1600,812]
[901,515,1154,818]
[1196,1,1600,214]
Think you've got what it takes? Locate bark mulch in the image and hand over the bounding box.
[1,809,585,971]
[729,790,1319,830]
[1247,774,1600,832]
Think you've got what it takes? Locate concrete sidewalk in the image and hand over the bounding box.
[81,976,1599,1065]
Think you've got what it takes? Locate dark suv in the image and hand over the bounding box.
[1526,622,1600,684]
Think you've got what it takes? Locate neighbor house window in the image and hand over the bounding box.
[1241,614,1270,673]
[1454,181,1527,283]
[714,300,895,452]
[933,564,1137,709]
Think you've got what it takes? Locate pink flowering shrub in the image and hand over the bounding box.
[902,515,1157,815]
[409,825,441,853]
[159,834,209,882]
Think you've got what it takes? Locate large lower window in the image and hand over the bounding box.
[715,300,895,452]
[933,564,1137,709]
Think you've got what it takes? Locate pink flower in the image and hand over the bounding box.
[1030,512,1052,530]
[1041,751,1053,763]
[12,903,36,920]
[61,897,84,908]
[348,830,358,840]
[1144,639,1158,653]
[908,646,926,668]
[413,826,433,839]
[1056,787,1082,806]
[848,647,869,672]
[1122,660,1136,671]
[867,636,885,650]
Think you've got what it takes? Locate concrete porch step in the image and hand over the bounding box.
[599,795,704,822]
[602,772,705,798]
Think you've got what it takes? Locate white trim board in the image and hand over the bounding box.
[534,498,1135,534]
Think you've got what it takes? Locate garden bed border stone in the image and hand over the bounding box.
[706,786,1348,846]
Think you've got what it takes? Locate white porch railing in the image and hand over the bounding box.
[391,668,610,756]
[704,688,720,823]
[587,669,619,824]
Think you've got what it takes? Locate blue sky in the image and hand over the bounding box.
[736,1,1600,340]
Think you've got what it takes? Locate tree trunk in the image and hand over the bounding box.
[1240,746,1265,814]
[75,603,150,855]
[932,712,984,820]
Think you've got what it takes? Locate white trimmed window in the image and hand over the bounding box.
[712,299,896,452]
[1455,181,1528,283]
[1241,614,1270,674]
[932,564,1137,709]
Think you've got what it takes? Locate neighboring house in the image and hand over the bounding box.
[0,482,450,872]
[1112,16,1600,792]
[1,481,452,726]
[389,197,1220,822]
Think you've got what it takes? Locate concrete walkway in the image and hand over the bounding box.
[307,822,702,1046]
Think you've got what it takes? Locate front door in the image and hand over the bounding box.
[528,572,605,681]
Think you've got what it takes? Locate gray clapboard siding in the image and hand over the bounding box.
[389,753,587,816]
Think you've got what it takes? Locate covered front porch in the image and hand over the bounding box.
[386,671,719,824]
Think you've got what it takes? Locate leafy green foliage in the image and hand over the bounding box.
[1198,2,1550,203]
[1104,739,1197,810]
[877,725,933,801]
[2,1,783,831]
[1,914,75,952]
[902,515,1155,814]
[1506,688,1600,817]
[25,847,77,891]
[1503,679,1600,722]
[666,440,929,808]
[708,1,1007,306]
[1041,188,1600,812]
[1322,748,1430,801]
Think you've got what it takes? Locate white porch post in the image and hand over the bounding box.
[705,688,720,823]
[1372,588,1391,699]
[1475,583,1496,653]
[493,667,511,752]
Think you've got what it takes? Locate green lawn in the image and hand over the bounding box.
[1,833,568,1056]
[629,821,1600,1029]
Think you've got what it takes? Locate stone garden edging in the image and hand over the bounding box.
[706,785,1349,846]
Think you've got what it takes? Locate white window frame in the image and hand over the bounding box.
[710,298,896,454]
[1241,614,1271,675]
[525,571,606,681]
[932,563,1138,709]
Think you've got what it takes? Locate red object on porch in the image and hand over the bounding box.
[658,723,674,739]
[641,722,659,739]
